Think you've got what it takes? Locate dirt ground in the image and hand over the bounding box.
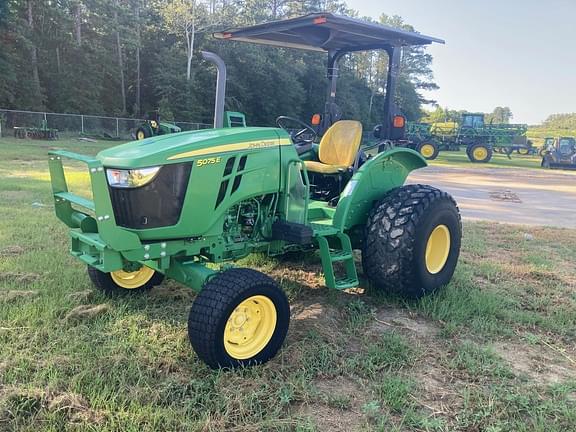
[409,165,576,228]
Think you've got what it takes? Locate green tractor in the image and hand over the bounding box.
[134,110,181,140]
[541,137,576,169]
[407,113,530,163]
[48,14,461,369]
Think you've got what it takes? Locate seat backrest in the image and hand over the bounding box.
[318,120,363,167]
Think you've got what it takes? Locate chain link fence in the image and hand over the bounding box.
[0,109,211,139]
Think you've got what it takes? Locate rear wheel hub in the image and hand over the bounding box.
[425,224,451,274]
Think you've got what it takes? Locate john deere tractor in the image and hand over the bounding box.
[49,14,461,369]
[135,110,181,140]
[407,113,530,163]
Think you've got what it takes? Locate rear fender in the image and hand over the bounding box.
[333,148,427,231]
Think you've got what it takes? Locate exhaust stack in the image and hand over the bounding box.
[201,51,227,129]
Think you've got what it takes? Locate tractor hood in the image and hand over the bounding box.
[98,127,289,168]
[160,122,182,133]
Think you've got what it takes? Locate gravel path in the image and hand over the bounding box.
[408,165,576,228]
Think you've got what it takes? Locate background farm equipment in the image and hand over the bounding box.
[406,113,531,162]
[541,137,576,169]
[13,119,58,140]
[540,137,556,156]
[134,110,181,140]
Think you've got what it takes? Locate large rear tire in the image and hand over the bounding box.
[417,142,439,160]
[188,268,290,369]
[87,265,164,295]
[362,185,461,298]
[517,147,530,155]
[135,127,150,140]
[467,144,492,163]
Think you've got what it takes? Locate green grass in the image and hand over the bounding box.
[430,148,543,169]
[1,137,576,431]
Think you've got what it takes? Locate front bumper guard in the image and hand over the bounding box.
[48,150,143,272]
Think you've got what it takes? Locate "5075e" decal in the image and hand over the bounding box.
[196,157,222,167]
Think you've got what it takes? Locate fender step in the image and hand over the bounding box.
[272,220,313,244]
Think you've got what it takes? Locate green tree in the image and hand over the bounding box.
[486,106,513,124]
[0,0,441,127]
[158,0,207,81]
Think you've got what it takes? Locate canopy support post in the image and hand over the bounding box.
[381,46,401,140]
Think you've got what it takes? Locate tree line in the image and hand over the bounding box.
[542,113,576,130]
[423,106,515,125]
[0,0,440,127]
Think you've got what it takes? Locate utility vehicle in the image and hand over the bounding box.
[540,137,556,156]
[49,13,461,369]
[541,136,576,169]
[134,110,181,140]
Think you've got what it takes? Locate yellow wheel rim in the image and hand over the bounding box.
[473,146,488,160]
[425,225,451,274]
[110,266,155,289]
[136,131,145,140]
[519,148,529,155]
[224,295,277,360]
[420,144,435,158]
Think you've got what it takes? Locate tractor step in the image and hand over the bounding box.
[272,220,313,244]
[334,277,359,290]
[329,250,353,262]
[312,227,359,290]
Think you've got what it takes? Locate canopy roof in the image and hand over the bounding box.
[214,13,444,52]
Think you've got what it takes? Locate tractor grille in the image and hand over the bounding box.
[109,163,192,229]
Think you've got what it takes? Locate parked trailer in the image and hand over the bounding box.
[14,119,58,140]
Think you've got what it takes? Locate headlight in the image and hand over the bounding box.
[106,166,161,188]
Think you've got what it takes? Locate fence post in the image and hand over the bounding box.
[81,115,84,134]
[116,118,119,137]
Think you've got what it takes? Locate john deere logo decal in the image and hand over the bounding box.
[247,140,276,149]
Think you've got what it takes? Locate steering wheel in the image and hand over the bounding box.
[276,116,318,144]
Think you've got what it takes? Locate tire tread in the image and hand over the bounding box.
[188,268,289,369]
[362,184,461,298]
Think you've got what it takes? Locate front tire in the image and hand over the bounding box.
[87,265,163,295]
[541,156,552,169]
[362,185,462,298]
[188,268,290,369]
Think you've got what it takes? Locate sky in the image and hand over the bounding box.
[348,0,576,124]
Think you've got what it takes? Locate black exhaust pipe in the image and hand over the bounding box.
[201,51,227,129]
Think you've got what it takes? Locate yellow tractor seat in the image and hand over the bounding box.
[304,120,363,174]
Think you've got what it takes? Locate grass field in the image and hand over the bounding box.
[1,137,576,431]
[430,149,543,170]
[528,127,576,145]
